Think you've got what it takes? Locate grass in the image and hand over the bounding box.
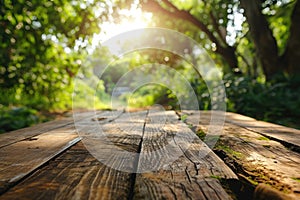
[257,136,270,141]
[292,177,300,183]
[196,129,206,141]
[210,175,222,180]
[216,144,243,159]
[179,114,188,122]
[246,176,259,186]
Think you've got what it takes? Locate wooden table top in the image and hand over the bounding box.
[0,109,299,200]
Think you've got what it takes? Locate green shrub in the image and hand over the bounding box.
[223,74,300,129]
[0,106,39,133]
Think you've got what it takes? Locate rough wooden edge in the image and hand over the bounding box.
[225,112,300,149]
[0,137,81,195]
[179,110,300,199]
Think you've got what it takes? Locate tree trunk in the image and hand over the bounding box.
[216,45,238,73]
[282,0,300,76]
[240,0,283,80]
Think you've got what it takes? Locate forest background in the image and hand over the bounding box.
[1,0,299,133]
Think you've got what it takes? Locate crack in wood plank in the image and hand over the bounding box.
[0,109,239,200]
[180,110,300,199]
[0,110,125,196]
[0,110,148,199]
[128,109,149,200]
[133,109,237,200]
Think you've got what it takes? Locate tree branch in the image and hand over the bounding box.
[142,0,221,47]
[236,51,252,75]
[141,0,238,69]
[209,11,227,46]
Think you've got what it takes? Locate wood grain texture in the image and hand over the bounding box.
[181,110,300,149]
[76,110,147,172]
[0,142,133,200]
[181,110,300,199]
[0,110,120,195]
[0,110,148,200]
[0,111,97,148]
[0,111,122,193]
[225,112,300,148]
[0,118,73,148]
[134,109,237,200]
[0,127,80,194]
[0,109,239,200]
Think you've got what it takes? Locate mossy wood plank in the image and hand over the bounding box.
[181,110,300,199]
[134,109,237,200]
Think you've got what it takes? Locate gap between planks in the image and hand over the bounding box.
[132,109,238,200]
[1,109,239,200]
[0,110,124,195]
[0,110,147,200]
[180,110,300,199]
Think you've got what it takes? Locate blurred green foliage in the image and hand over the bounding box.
[224,74,300,129]
[0,0,106,110]
[0,0,299,133]
[124,71,300,129]
[126,84,179,109]
[0,0,109,132]
[0,106,39,133]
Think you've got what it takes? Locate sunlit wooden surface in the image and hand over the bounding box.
[0,109,299,199]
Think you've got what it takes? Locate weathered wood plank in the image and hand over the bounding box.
[0,111,122,193]
[0,127,80,194]
[0,118,73,148]
[225,112,300,148]
[134,109,237,200]
[0,110,122,194]
[0,142,133,200]
[0,110,148,199]
[181,110,300,149]
[76,110,147,172]
[181,110,300,199]
[0,111,97,148]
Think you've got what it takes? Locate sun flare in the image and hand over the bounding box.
[92,8,152,45]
